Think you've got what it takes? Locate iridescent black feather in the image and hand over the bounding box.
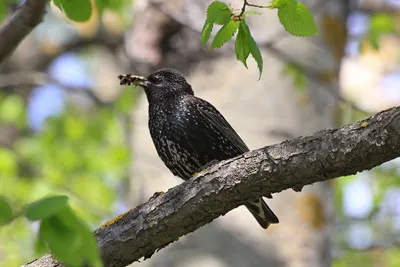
[118,68,279,229]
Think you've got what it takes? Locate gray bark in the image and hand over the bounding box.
[24,106,400,267]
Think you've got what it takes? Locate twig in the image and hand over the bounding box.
[238,0,271,18]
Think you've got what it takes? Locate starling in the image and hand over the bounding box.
[118,68,279,229]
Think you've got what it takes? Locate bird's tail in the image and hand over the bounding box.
[245,198,279,229]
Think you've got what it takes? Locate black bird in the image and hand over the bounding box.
[118,68,279,229]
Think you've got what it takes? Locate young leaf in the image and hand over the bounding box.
[211,19,239,49]
[235,20,263,78]
[278,1,318,37]
[248,32,263,79]
[0,197,13,225]
[235,21,251,68]
[206,1,231,25]
[25,195,69,221]
[59,0,92,22]
[201,20,214,45]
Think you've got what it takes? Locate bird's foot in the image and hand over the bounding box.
[149,191,165,201]
[192,160,220,177]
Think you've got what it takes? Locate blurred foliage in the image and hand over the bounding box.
[0,86,135,266]
[334,248,400,267]
[282,63,306,92]
[367,13,396,50]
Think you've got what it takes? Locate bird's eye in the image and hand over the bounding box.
[148,75,162,84]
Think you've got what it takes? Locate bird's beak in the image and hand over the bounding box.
[118,74,149,87]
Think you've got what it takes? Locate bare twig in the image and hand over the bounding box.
[0,0,50,66]
[238,0,270,18]
[25,106,400,267]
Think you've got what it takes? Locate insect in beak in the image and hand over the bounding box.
[118,74,149,87]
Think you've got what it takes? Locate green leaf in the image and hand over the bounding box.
[0,197,13,225]
[269,0,295,8]
[206,1,231,25]
[248,31,263,79]
[25,195,69,221]
[235,21,251,68]
[40,215,83,266]
[211,19,239,49]
[277,1,318,37]
[95,0,106,15]
[59,0,92,22]
[39,207,102,267]
[234,20,263,78]
[53,0,63,11]
[201,20,214,45]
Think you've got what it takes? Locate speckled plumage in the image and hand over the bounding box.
[119,68,279,229]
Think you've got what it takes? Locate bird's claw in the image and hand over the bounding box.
[149,191,165,201]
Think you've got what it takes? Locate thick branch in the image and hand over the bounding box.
[0,0,49,65]
[25,106,400,267]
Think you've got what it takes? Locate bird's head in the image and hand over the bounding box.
[118,68,194,102]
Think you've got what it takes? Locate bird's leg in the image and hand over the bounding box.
[192,159,220,177]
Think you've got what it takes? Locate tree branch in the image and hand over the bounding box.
[0,71,109,106]
[25,106,400,267]
[0,0,50,66]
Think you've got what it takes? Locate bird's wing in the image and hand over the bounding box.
[194,97,250,153]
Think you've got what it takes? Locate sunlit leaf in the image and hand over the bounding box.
[206,1,231,25]
[277,1,318,37]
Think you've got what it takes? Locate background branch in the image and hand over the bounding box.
[0,0,50,66]
[0,71,109,106]
[25,106,400,267]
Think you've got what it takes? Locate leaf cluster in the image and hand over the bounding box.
[201,0,318,78]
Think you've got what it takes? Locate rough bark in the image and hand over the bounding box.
[24,106,400,267]
[0,0,49,66]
